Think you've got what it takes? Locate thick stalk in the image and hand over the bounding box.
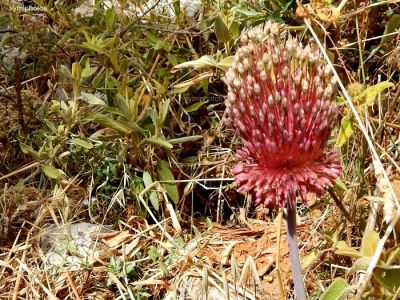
[286,199,307,300]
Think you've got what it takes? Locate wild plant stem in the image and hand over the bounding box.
[327,188,353,224]
[287,200,307,300]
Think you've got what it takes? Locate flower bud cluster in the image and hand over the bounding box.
[224,22,341,207]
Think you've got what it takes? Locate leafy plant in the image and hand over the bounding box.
[331,230,400,298]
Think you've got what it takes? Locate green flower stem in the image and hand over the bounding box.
[287,199,307,300]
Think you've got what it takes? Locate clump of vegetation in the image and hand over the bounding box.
[0,0,399,299]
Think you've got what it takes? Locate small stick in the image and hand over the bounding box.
[327,188,353,224]
[0,162,39,182]
[369,117,400,130]
[66,271,82,300]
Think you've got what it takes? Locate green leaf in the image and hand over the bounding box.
[170,86,190,94]
[185,101,207,113]
[361,230,380,257]
[359,81,394,106]
[118,120,146,136]
[148,246,159,261]
[105,9,116,31]
[82,36,107,54]
[69,138,93,149]
[143,172,159,211]
[103,106,125,117]
[214,16,230,43]
[81,66,98,79]
[116,93,134,120]
[117,120,147,136]
[381,14,400,45]
[59,65,72,79]
[335,116,354,147]
[42,164,61,179]
[90,114,132,133]
[335,241,363,259]
[387,247,400,264]
[0,32,12,49]
[333,96,346,106]
[166,53,178,66]
[335,178,347,191]
[159,99,170,125]
[229,21,240,39]
[145,136,173,149]
[71,62,82,81]
[148,108,161,137]
[302,249,319,269]
[0,15,11,28]
[157,160,179,204]
[146,33,172,52]
[373,264,400,291]
[79,93,106,106]
[20,143,39,159]
[172,0,180,15]
[171,55,216,73]
[168,135,203,144]
[44,119,57,134]
[349,257,372,275]
[231,6,263,17]
[159,261,168,275]
[320,278,351,300]
[217,56,234,68]
[320,229,340,245]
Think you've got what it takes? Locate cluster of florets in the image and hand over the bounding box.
[223,22,341,208]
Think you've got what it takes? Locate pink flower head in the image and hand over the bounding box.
[223,23,341,208]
